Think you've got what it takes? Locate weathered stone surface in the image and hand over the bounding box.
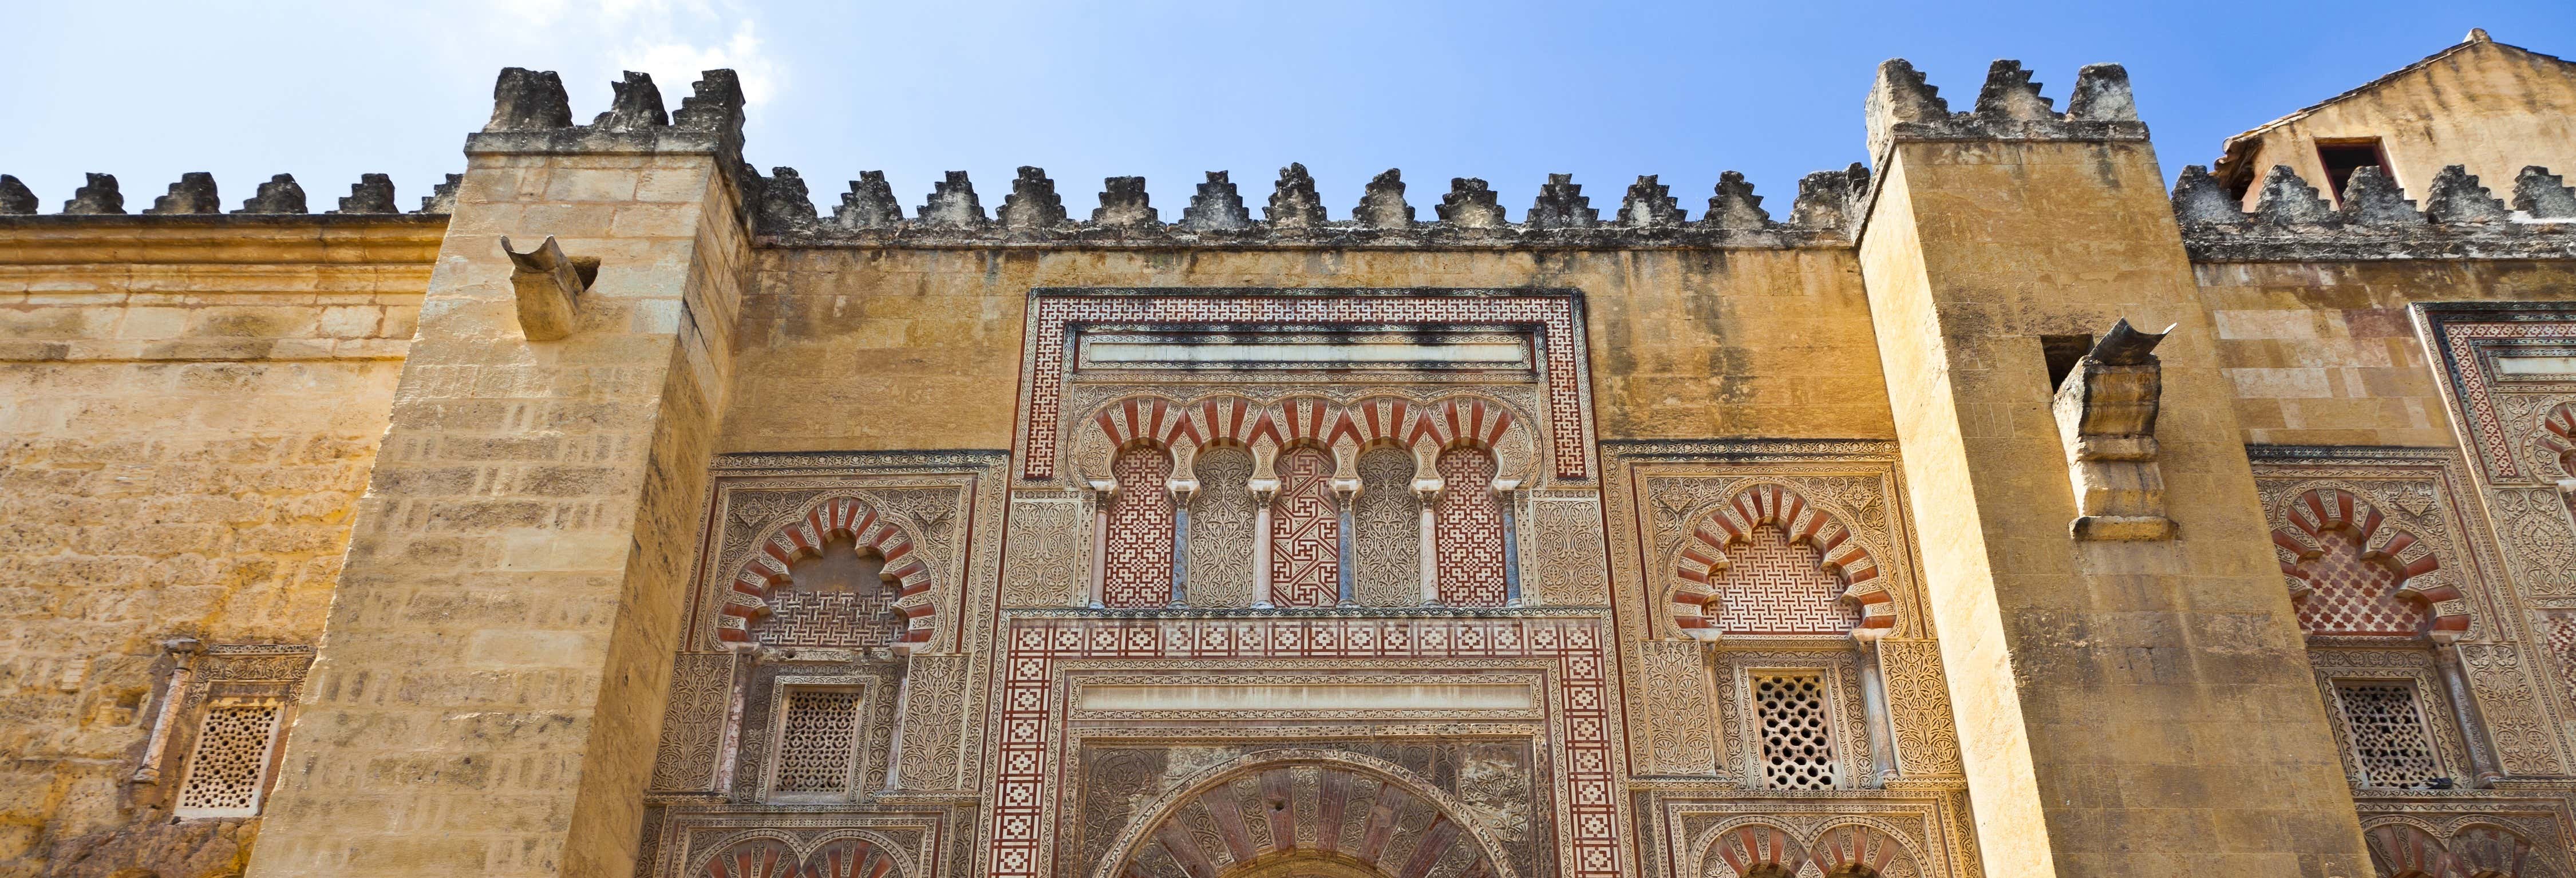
[918,171,987,228]
[417,173,461,214]
[751,166,817,232]
[671,69,746,138]
[1703,171,1771,230]
[62,173,124,215]
[1178,171,1250,231]
[235,174,307,215]
[1353,168,1413,228]
[1974,59,2056,121]
[486,67,572,131]
[1434,177,1504,229]
[1787,164,1868,231]
[2339,165,2422,225]
[2065,63,2138,121]
[1617,175,1683,227]
[999,167,1066,230]
[2514,165,2576,217]
[2169,165,2244,224]
[0,174,34,214]
[2425,164,2511,222]
[1092,176,1157,228]
[146,172,222,215]
[1266,163,1326,229]
[334,173,399,214]
[2252,165,2336,224]
[835,171,903,228]
[594,71,669,132]
[1525,173,1596,230]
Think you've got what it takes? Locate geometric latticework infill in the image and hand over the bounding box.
[1433,448,1507,607]
[1753,673,1838,790]
[175,703,283,817]
[2335,681,2443,789]
[1269,446,1341,608]
[1103,448,1177,608]
[753,541,902,648]
[772,688,864,795]
[1110,763,1500,878]
[695,836,904,878]
[2292,525,2430,636]
[2273,488,2448,638]
[1715,525,1861,636]
[2553,616,2576,703]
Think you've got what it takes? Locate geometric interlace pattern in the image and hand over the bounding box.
[756,546,902,648]
[2294,526,2429,636]
[1103,449,1177,608]
[2336,681,2441,789]
[1755,673,1838,790]
[773,688,864,794]
[1717,525,1860,635]
[2554,616,2576,702]
[1434,449,1507,606]
[176,703,282,814]
[1269,447,1340,608]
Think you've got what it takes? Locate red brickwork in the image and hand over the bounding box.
[1435,449,1508,607]
[2272,488,2467,638]
[1270,447,1341,608]
[1103,448,1178,608]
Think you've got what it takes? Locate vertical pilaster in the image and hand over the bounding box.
[1854,61,2371,876]
[247,69,750,878]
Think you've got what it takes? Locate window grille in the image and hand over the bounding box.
[1753,673,1838,790]
[772,688,865,795]
[2335,681,2442,789]
[175,702,283,817]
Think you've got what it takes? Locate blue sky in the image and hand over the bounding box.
[5,2,2571,217]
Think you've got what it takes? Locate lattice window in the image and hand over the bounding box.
[2293,527,2429,636]
[1717,524,1862,636]
[1433,448,1507,606]
[2334,681,2443,789]
[1353,446,1423,607]
[1103,447,1176,608]
[174,702,283,817]
[2550,616,2576,699]
[772,687,864,796]
[1752,672,1838,790]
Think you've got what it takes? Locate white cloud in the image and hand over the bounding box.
[619,19,783,106]
[456,0,784,109]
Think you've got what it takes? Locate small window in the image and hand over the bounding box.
[1753,672,1839,790]
[771,687,865,796]
[2334,680,2441,789]
[2315,139,2392,203]
[174,701,285,818]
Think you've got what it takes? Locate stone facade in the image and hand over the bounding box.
[2,33,2575,878]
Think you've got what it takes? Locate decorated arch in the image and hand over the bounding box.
[2270,487,2470,639]
[1096,751,1512,878]
[693,830,912,878]
[719,495,938,648]
[1670,483,1894,640]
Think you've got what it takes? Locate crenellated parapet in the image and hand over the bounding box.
[749,163,1871,249]
[0,169,448,217]
[2176,162,2576,260]
[468,66,748,164]
[1863,59,2145,164]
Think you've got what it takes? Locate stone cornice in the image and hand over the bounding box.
[0,214,448,265]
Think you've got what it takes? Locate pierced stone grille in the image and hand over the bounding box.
[1717,525,1862,635]
[2550,616,2576,698]
[2335,681,2442,789]
[1753,673,1838,790]
[773,688,864,794]
[175,703,282,816]
[2293,527,2429,636]
[1103,448,1176,608]
[1434,449,1507,606]
[1269,446,1341,607]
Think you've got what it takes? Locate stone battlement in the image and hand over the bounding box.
[2177,162,2576,260]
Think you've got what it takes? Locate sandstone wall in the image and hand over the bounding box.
[0,217,440,877]
[722,247,1890,453]
[2196,258,2576,446]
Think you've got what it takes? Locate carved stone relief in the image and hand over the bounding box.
[1636,640,1720,777]
[1188,448,1259,608]
[1353,446,1423,607]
